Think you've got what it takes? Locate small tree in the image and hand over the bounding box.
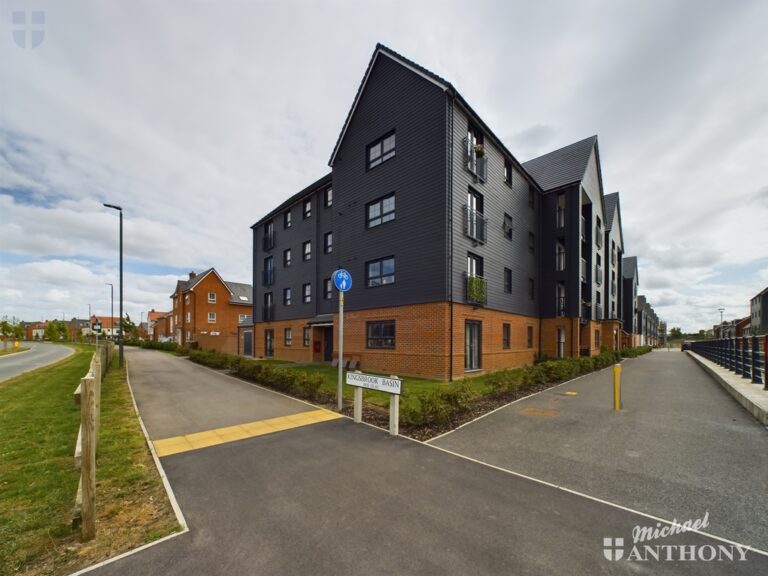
[122,314,138,339]
[0,320,11,350]
[669,327,683,340]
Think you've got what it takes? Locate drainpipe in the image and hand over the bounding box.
[448,93,455,381]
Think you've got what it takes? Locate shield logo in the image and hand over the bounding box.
[603,537,624,561]
[12,11,45,49]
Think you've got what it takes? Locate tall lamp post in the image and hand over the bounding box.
[104,204,124,368]
[105,283,114,339]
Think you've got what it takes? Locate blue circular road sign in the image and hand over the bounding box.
[332,269,352,292]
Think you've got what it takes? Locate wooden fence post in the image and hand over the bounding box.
[93,353,101,450]
[80,374,96,541]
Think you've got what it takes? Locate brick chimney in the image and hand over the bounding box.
[189,271,197,280]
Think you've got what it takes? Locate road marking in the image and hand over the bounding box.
[153,409,342,457]
[565,391,578,396]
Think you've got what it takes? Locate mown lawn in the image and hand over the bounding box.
[0,346,30,356]
[0,344,179,576]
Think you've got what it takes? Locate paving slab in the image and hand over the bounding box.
[432,350,768,550]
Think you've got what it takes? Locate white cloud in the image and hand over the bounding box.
[1,0,767,333]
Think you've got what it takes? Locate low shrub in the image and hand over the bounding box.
[174,346,189,357]
[620,346,652,358]
[485,368,524,394]
[402,380,475,427]
[140,340,179,352]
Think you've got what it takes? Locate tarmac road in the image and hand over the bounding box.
[0,341,74,382]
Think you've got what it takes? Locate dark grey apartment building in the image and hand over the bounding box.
[249,44,655,379]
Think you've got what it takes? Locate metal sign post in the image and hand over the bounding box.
[332,269,352,412]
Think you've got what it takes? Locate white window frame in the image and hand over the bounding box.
[208,292,216,303]
[208,312,216,324]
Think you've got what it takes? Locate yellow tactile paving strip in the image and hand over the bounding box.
[153,409,342,457]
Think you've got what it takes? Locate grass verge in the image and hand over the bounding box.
[0,344,179,576]
[0,346,30,356]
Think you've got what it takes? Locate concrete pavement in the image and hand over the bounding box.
[0,341,74,382]
[79,348,768,575]
[432,349,768,550]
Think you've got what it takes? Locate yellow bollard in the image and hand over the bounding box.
[613,363,622,411]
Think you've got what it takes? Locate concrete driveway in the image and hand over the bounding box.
[0,341,74,382]
[79,348,768,575]
[432,350,768,550]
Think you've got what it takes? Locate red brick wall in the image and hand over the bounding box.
[252,302,540,381]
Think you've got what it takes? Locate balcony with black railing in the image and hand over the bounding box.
[595,265,602,285]
[580,258,588,282]
[262,268,275,287]
[466,274,487,306]
[557,296,566,317]
[556,206,565,229]
[463,137,487,183]
[261,304,275,322]
[556,250,566,272]
[262,230,275,251]
[596,304,603,320]
[464,205,487,243]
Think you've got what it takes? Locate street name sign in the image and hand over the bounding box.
[346,371,402,395]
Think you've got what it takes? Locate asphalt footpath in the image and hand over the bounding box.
[81,348,768,575]
[432,349,768,551]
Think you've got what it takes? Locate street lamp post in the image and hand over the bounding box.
[105,283,113,339]
[104,204,124,368]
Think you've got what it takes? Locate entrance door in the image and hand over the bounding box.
[323,327,333,362]
[465,320,482,371]
[264,329,274,358]
[243,331,253,356]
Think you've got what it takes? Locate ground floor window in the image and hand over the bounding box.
[502,323,511,349]
[527,326,534,348]
[285,328,293,346]
[366,320,395,349]
[303,327,310,347]
[557,327,565,359]
[465,320,482,370]
[595,329,600,349]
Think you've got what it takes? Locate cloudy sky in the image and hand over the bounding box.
[1,0,766,332]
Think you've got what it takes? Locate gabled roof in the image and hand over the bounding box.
[522,135,598,192]
[226,281,253,305]
[604,193,619,230]
[622,256,638,282]
[327,43,539,190]
[603,192,625,249]
[170,268,253,305]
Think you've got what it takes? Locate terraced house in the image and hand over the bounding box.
[250,44,655,380]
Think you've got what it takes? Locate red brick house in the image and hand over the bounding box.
[170,269,252,354]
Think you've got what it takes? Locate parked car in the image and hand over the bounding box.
[681,341,692,351]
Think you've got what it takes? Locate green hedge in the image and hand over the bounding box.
[401,380,475,427]
[188,351,325,401]
[621,345,652,358]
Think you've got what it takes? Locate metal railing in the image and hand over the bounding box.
[556,249,566,271]
[595,265,602,285]
[262,304,275,322]
[556,295,566,317]
[262,268,275,286]
[463,137,487,182]
[556,206,565,228]
[466,274,487,306]
[580,258,587,282]
[464,205,487,243]
[690,336,766,387]
[262,230,275,251]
